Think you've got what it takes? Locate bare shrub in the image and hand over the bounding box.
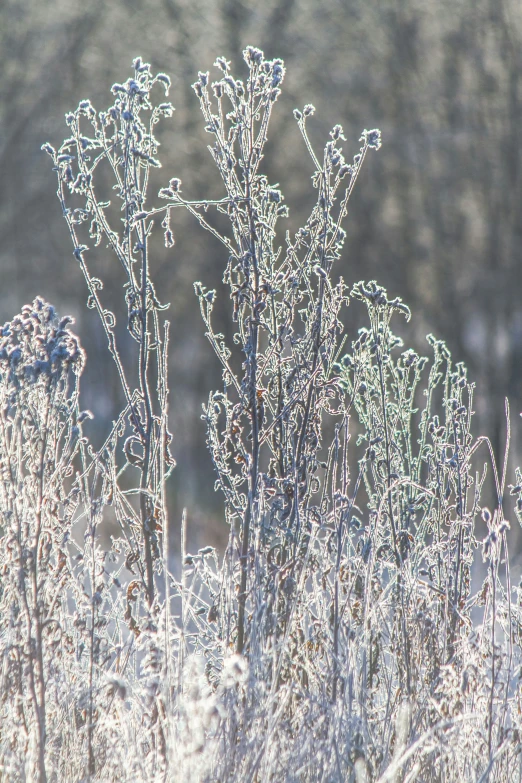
[0,47,521,782]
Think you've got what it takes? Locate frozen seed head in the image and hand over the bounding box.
[268,188,282,203]
[223,75,237,94]
[41,142,56,157]
[221,654,249,688]
[243,46,264,66]
[214,56,231,73]
[330,124,346,141]
[133,56,151,74]
[158,102,174,117]
[0,297,85,386]
[270,60,285,88]
[155,72,171,93]
[360,128,382,150]
[77,99,95,117]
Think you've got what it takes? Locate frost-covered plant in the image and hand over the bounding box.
[1,47,521,783]
[42,57,175,607]
[168,48,383,656]
[0,299,86,782]
[0,297,169,782]
[169,48,522,781]
[1,58,176,782]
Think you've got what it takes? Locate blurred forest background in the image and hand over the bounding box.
[2,0,522,551]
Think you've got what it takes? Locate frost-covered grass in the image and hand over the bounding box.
[2,47,522,782]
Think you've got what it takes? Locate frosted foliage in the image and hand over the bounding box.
[1,48,522,782]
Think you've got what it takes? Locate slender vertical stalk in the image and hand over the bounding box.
[138,229,155,606]
[237,135,260,655]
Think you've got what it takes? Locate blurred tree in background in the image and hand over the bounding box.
[2,0,521,550]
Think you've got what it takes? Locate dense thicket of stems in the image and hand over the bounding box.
[1,48,522,782]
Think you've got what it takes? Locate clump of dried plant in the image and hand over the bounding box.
[1,47,522,783]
